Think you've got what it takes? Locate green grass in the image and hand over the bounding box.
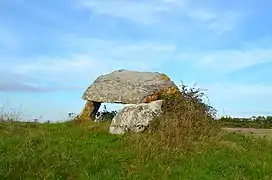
[0,121,272,180]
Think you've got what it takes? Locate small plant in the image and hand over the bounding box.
[0,105,23,122]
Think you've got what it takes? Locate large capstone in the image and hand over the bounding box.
[109,100,163,135]
[82,69,179,104]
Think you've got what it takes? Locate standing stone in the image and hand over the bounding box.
[109,100,164,135]
[77,101,101,121]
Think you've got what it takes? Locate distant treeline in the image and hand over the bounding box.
[217,116,272,129]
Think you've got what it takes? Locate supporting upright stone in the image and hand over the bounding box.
[77,101,101,121]
[109,100,164,134]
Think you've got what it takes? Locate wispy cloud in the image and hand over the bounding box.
[179,48,272,74]
[4,38,177,92]
[203,82,272,117]
[79,0,243,34]
[14,38,177,73]
[0,71,81,93]
[80,0,168,24]
[13,55,99,75]
[0,81,80,93]
[205,82,272,98]
[6,34,272,94]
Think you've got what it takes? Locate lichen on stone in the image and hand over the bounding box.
[160,73,171,81]
[77,101,93,121]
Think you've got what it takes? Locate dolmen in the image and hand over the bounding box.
[77,69,180,134]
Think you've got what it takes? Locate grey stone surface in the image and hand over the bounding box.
[109,100,163,134]
[82,69,178,104]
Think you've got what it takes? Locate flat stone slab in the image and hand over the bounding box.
[82,69,179,104]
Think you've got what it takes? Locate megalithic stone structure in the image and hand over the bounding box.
[77,69,180,121]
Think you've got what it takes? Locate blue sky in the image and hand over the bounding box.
[0,0,272,121]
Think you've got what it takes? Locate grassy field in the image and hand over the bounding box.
[0,121,272,180]
[223,128,272,139]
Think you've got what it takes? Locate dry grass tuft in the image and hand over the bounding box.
[128,83,222,152]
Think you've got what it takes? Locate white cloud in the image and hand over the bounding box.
[202,11,241,34]
[80,0,168,24]
[0,71,81,93]
[14,39,177,74]
[8,38,177,91]
[14,54,99,74]
[79,0,243,34]
[203,82,272,117]
[205,82,272,98]
[179,48,272,74]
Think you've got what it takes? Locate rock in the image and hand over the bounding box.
[77,101,101,121]
[109,100,164,135]
[82,69,179,104]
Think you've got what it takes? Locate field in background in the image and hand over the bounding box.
[218,116,272,129]
[223,127,272,139]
